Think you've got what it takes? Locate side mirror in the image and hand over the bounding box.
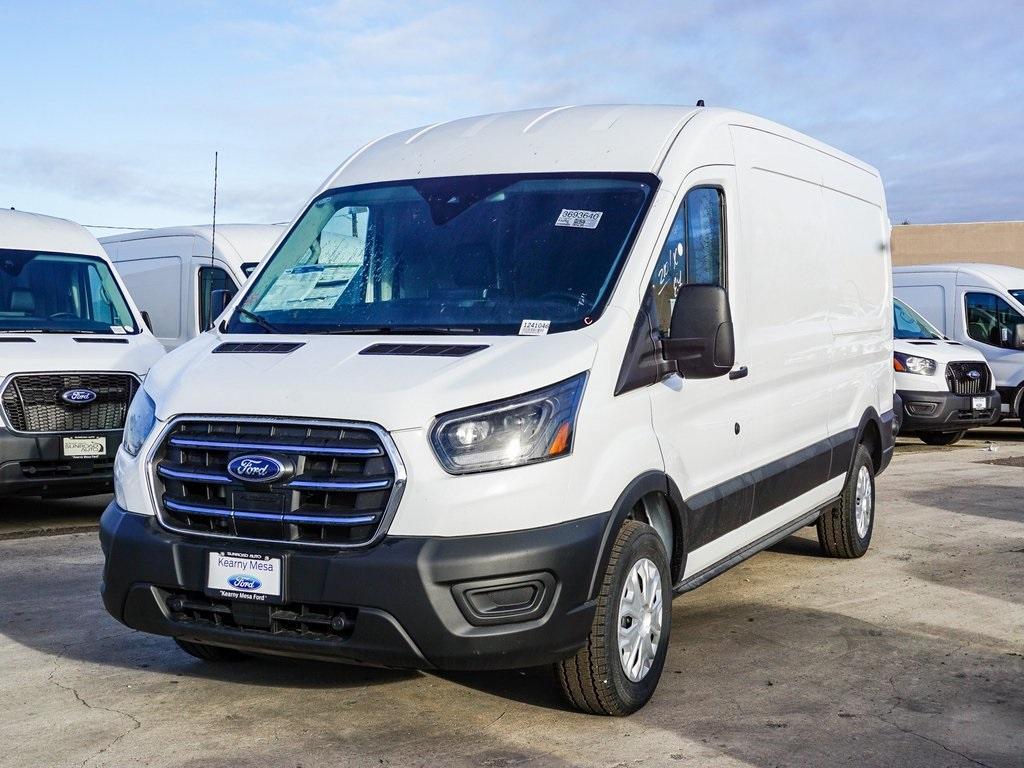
[1015,323,1024,350]
[140,310,154,333]
[209,289,235,329]
[1000,325,1012,346]
[662,284,735,378]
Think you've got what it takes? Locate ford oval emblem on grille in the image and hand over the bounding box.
[967,369,982,380]
[227,574,262,590]
[61,388,97,405]
[227,454,286,483]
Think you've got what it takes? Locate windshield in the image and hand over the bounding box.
[1010,289,1024,306]
[894,298,942,340]
[0,249,138,334]
[228,173,656,335]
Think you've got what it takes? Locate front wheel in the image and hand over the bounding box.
[817,445,875,558]
[555,520,671,716]
[919,430,966,446]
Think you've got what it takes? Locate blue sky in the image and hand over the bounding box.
[1,1,1021,233]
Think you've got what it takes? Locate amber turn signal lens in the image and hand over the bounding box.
[547,422,572,456]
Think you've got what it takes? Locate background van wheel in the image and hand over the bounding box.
[919,431,966,446]
[174,638,248,662]
[817,445,875,559]
[555,520,671,716]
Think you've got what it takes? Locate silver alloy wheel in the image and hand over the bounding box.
[617,557,663,683]
[854,465,873,538]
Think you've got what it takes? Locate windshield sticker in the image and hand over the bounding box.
[519,319,551,336]
[110,325,127,334]
[255,264,357,312]
[555,209,603,229]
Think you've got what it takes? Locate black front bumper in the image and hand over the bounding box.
[99,503,608,671]
[898,389,1001,433]
[0,427,119,497]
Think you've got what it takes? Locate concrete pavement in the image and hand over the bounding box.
[0,430,1021,767]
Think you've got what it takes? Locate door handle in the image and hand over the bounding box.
[729,366,748,380]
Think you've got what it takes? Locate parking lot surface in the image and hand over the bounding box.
[1,428,1021,768]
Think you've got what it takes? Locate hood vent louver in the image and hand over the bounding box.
[359,343,488,358]
[213,342,305,354]
[907,341,936,345]
[0,337,35,343]
[74,337,129,344]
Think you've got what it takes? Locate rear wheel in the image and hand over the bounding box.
[817,445,874,558]
[556,520,671,716]
[918,430,966,446]
[174,638,248,662]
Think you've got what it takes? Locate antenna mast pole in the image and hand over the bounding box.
[210,151,218,267]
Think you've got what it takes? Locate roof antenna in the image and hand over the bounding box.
[696,99,705,107]
[210,150,218,267]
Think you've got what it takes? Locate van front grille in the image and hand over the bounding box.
[1,373,138,433]
[945,362,990,396]
[153,418,403,547]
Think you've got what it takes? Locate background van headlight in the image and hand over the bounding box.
[430,373,587,474]
[893,351,937,376]
[122,390,157,456]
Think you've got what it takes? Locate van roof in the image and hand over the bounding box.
[895,262,1024,290]
[100,224,282,263]
[322,104,876,191]
[0,208,107,258]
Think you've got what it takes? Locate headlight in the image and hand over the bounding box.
[893,351,936,376]
[430,373,587,474]
[122,389,157,456]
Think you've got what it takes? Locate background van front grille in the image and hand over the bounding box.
[154,418,401,547]
[1,373,139,433]
[945,361,991,396]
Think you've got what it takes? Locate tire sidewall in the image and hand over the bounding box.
[846,447,875,554]
[603,527,672,711]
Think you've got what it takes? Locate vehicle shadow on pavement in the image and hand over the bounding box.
[909,481,1024,525]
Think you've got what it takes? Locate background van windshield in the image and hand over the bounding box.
[894,298,942,340]
[230,174,655,335]
[0,249,138,334]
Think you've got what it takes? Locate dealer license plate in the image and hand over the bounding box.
[206,552,282,603]
[62,435,106,458]
[972,397,988,411]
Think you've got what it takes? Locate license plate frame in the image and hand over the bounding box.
[972,396,988,411]
[205,551,283,604]
[61,435,107,458]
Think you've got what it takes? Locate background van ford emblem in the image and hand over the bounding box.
[61,388,97,405]
[967,369,982,380]
[227,455,286,483]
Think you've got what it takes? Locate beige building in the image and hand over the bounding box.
[891,221,1024,269]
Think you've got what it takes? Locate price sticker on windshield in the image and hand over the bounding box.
[555,209,603,229]
[519,319,551,336]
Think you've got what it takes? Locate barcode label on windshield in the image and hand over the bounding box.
[555,209,603,229]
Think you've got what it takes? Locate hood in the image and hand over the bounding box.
[144,330,600,431]
[0,334,165,379]
[894,337,988,365]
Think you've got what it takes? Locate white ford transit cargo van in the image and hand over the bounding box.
[892,297,998,444]
[894,264,1024,429]
[102,224,281,350]
[0,209,164,497]
[100,106,894,715]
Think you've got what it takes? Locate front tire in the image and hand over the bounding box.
[817,445,874,558]
[556,520,671,716]
[918,430,966,446]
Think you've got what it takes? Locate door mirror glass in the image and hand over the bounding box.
[663,284,735,378]
[1015,323,1024,350]
[209,289,234,328]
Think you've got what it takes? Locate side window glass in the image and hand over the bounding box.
[199,267,236,331]
[965,292,1024,349]
[649,186,725,333]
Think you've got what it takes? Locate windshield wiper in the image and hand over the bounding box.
[233,307,281,333]
[321,325,481,335]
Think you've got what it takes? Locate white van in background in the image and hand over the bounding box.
[100,105,894,715]
[893,297,998,444]
[101,224,281,349]
[894,264,1024,429]
[0,209,164,497]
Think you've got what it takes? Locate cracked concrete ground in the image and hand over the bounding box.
[1,427,1022,767]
